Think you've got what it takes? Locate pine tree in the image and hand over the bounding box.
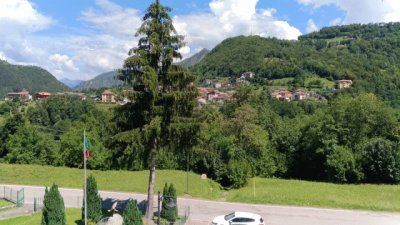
[41,184,66,225]
[116,0,198,222]
[82,175,103,223]
[123,199,144,225]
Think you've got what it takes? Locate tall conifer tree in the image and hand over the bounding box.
[116,0,197,222]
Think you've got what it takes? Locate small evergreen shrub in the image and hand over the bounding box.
[160,183,178,222]
[123,199,143,225]
[41,184,66,225]
[82,175,102,223]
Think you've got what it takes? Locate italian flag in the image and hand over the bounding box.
[84,136,90,160]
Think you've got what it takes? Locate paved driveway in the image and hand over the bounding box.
[2,184,400,225]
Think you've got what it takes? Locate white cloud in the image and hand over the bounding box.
[306,19,318,33]
[49,54,79,75]
[0,52,6,61]
[174,0,302,57]
[329,17,343,26]
[81,0,142,37]
[0,0,303,81]
[0,0,54,67]
[0,0,53,32]
[297,0,400,24]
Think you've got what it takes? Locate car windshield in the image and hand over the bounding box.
[224,212,235,221]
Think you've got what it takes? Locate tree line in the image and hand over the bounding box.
[1,87,399,187]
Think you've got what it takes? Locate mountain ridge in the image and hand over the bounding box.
[0,60,70,97]
[74,70,124,91]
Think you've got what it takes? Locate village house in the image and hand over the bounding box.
[271,89,293,101]
[197,87,231,104]
[6,91,31,101]
[241,71,256,79]
[36,92,51,100]
[338,80,353,89]
[293,90,307,100]
[236,72,256,84]
[101,89,116,103]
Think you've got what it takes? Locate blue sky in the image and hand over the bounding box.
[0,0,399,80]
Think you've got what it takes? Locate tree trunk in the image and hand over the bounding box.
[145,163,156,224]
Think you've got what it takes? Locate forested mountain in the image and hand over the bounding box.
[194,22,400,106]
[74,71,124,91]
[176,48,210,68]
[0,60,70,97]
[60,78,83,88]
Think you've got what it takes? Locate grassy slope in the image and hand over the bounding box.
[269,76,335,90]
[0,164,399,212]
[228,178,400,212]
[0,208,81,225]
[0,163,222,199]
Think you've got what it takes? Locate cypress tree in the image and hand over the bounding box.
[82,175,103,223]
[123,199,144,225]
[41,184,66,225]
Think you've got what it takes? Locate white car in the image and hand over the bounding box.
[211,212,265,225]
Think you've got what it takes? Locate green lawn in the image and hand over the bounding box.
[227,178,400,212]
[269,76,335,90]
[0,163,399,212]
[0,163,221,199]
[0,199,13,208]
[0,208,81,225]
[304,75,335,89]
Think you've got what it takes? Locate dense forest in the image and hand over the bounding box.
[1,23,400,188]
[193,23,400,107]
[0,60,70,97]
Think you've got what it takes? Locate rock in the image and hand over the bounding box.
[96,213,123,225]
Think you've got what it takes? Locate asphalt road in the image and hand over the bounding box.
[2,184,400,225]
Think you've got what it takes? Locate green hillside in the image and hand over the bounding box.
[74,71,124,91]
[193,23,400,106]
[0,60,70,97]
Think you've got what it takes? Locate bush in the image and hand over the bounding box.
[123,199,143,225]
[325,146,362,183]
[160,183,178,222]
[359,138,400,183]
[82,175,102,223]
[41,184,65,225]
[226,160,251,188]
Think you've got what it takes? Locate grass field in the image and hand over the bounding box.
[0,199,13,208]
[269,76,335,90]
[0,163,399,212]
[228,178,400,212]
[0,208,81,225]
[0,163,222,199]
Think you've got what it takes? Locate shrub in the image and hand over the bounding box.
[123,199,143,225]
[82,175,102,223]
[226,160,251,188]
[160,183,178,222]
[41,184,65,225]
[325,146,363,183]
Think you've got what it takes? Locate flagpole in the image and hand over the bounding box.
[84,129,87,225]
